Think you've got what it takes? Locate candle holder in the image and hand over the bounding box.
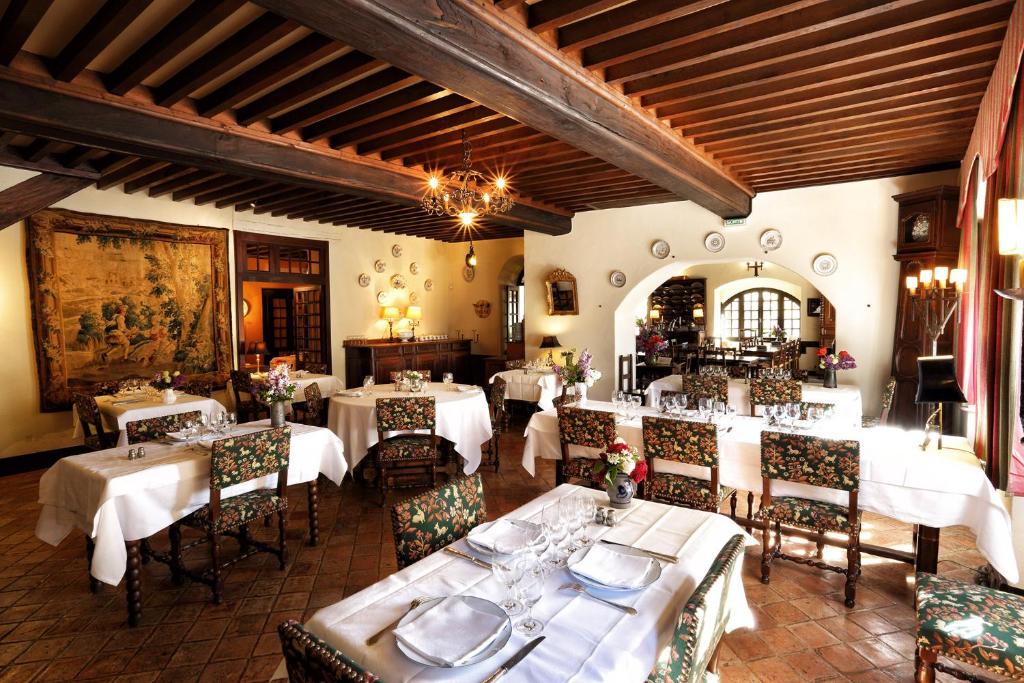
[904,266,967,355]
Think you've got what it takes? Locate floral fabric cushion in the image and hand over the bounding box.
[184,490,286,532]
[303,382,324,424]
[750,378,801,406]
[861,416,881,428]
[915,572,1024,679]
[881,376,897,411]
[760,431,860,491]
[73,392,102,426]
[378,435,436,462]
[210,426,291,489]
[642,416,718,467]
[558,407,616,450]
[677,375,728,403]
[126,410,202,445]
[490,377,507,434]
[649,473,730,513]
[564,457,599,482]
[376,396,435,432]
[390,474,487,569]
[757,496,859,533]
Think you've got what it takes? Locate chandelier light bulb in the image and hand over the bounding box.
[459,211,477,226]
[428,176,439,190]
[420,131,515,232]
[495,177,506,190]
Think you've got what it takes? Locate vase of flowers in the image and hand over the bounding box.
[405,370,424,393]
[256,364,297,427]
[818,349,856,388]
[151,370,184,404]
[593,437,648,508]
[553,349,602,405]
[636,318,669,365]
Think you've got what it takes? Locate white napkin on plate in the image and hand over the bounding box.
[393,597,506,667]
[164,431,189,441]
[468,520,536,553]
[456,385,479,393]
[570,544,656,589]
[338,389,365,397]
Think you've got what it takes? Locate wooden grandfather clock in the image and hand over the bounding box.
[889,186,961,427]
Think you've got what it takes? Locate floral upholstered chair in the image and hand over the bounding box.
[230,369,268,423]
[279,620,380,683]
[73,393,118,451]
[295,382,326,427]
[914,572,1024,681]
[677,374,728,403]
[557,407,617,488]
[125,410,202,445]
[758,431,862,607]
[390,474,487,568]
[169,426,291,604]
[862,376,897,428]
[302,362,328,375]
[643,416,737,516]
[505,359,526,370]
[749,378,801,415]
[180,378,213,397]
[374,396,438,506]
[647,534,746,683]
[481,377,507,473]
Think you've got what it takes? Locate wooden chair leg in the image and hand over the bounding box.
[760,518,772,584]
[746,492,754,530]
[168,524,185,586]
[707,640,723,674]
[845,529,861,608]
[915,647,937,683]
[729,491,737,519]
[493,435,501,473]
[307,480,319,547]
[379,463,388,508]
[85,536,100,593]
[277,510,287,571]
[238,523,251,555]
[815,538,825,558]
[208,531,222,604]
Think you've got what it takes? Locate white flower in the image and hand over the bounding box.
[606,453,620,465]
[622,460,636,475]
[613,437,627,446]
[591,370,602,381]
[585,378,594,387]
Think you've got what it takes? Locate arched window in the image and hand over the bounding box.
[720,288,801,339]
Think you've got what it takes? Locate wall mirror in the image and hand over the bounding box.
[546,268,579,315]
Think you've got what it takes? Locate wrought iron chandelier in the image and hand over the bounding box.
[421,131,513,227]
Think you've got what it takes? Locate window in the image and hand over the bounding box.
[721,288,801,339]
[503,271,525,344]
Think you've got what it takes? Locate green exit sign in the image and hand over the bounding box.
[723,217,746,227]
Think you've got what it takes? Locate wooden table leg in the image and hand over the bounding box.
[85,537,100,593]
[914,525,940,574]
[125,540,142,627]
[307,480,320,547]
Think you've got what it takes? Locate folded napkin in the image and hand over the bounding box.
[393,597,506,667]
[164,430,189,441]
[456,385,480,393]
[338,389,365,397]
[468,520,537,553]
[570,544,656,589]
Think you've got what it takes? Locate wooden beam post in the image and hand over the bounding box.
[0,172,92,229]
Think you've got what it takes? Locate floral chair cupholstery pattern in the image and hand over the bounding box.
[749,378,801,413]
[758,430,863,608]
[390,474,487,569]
[915,572,1024,681]
[126,410,202,445]
[862,376,897,428]
[557,407,617,488]
[481,376,507,473]
[374,396,439,505]
[298,382,325,427]
[279,620,380,683]
[677,375,728,403]
[73,392,118,450]
[642,415,735,514]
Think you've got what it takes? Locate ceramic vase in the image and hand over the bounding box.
[574,382,588,405]
[606,472,635,509]
[162,388,176,404]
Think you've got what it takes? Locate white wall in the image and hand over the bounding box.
[0,166,522,458]
[524,169,960,413]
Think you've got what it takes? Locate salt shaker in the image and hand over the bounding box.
[604,509,617,526]
[137,446,146,459]
[594,508,606,525]
[127,448,137,460]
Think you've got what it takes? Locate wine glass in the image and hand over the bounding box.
[491,546,525,616]
[575,494,596,546]
[560,496,583,552]
[225,412,237,431]
[713,401,726,423]
[363,375,375,390]
[698,397,712,421]
[513,557,545,635]
[764,404,777,426]
[630,395,642,420]
[442,372,454,390]
[541,504,569,569]
[677,393,688,416]
[787,402,800,426]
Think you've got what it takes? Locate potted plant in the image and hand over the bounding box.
[593,437,648,508]
[151,370,184,404]
[256,364,297,426]
[818,349,856,388]
[553,348,602,403]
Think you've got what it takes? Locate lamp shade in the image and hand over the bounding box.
[406,305,422,320]
[693,303,705,319]
[915,355,966,404]
[252,341,267,354]
[382,306,401,321]
[539,335,561,349]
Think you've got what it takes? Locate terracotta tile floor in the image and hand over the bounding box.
[0,417,1009,682]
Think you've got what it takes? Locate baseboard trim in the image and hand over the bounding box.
[0,445,86,477]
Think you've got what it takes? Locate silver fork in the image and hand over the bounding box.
[365,596,430,645]
[559,583,637,615]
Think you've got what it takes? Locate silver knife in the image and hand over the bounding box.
[599,539,678,564]
[442,546,492,569]
[481,636,545,683]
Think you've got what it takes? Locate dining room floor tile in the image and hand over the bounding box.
[0,414,1013,681]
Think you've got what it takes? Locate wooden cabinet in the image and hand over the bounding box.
[889,186,960,428]
[819,296,835,349]
[343,339,472,388]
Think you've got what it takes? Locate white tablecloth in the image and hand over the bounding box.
[301,485,754,682]
[488,369,561,411]
[36,421,347,586]
[71,393,227,447]
[523,402,1018,583]
[327,383,493,474]
[223,373,343,412]
[647,375,863,427]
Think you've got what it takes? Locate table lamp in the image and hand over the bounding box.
[539,335,561,364]
[406,305,422,341]
[381,306,401,341]
[915,355,966,450]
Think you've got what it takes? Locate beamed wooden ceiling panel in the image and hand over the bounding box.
[0,0,1011,239]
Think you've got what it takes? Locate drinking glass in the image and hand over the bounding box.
[809,405,824,423]
[613,391,625,416]
[559,497,581,552]
[787,402,800,426]
[575,494,596,546]
[660,395,672,414]
[764,404,777,426]
[713,401,726,422]
[181,420,196,443]
[442,372,454,389]
[491,548,525,616]
[677,393,688,415]
[630,395,642,420]
[225,412,237,431]
[541,504,569,568]
[363,375,375,389]
[698,397,712,421]
[513,559,545,635]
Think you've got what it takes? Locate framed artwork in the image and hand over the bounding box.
[27,209,231,411]
[807,297,823,317]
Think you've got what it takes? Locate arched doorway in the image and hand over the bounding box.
[497,255,525,359]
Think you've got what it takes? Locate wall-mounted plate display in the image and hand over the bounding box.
[409,262,419,275]
[409,291,420,304]
[609,270,627,287]
[424,278,434,291]
[373,259,386,273]
[391,244,402,257]
[463,265,476,282]
[812,253,838,276]
[759,229,783,252]
[357,273,371,287]
[651,239,670,259]
[376,291,389,305]
[390,274,406,289]
[704,232,725,253]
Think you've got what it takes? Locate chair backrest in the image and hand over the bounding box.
[376,396,436,432]
[278,620,380,683]
[73,392,107,440]
[270,355,297,369]
[505,359,526,370]
[642,415,718,467]
[879,375,896,424]
[677,374,728,403]
[618,354,635,394]
[647,535,746,683]
[749,378,801,408]
[557,407,617,451]
[390,474,487,569]
[210,426,291,491]
[489,377,507,432]
[230,369,255,407]
[181,378,213,397]
[126,410,202,445]
[303,382,324,426]
[303,362,328,375]
[760,431,860,491]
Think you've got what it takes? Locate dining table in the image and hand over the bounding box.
[646,374,864,427]
[287,484,755,682]
[35,420,347,625]
[327,382,492,473]
[223,371,343,413]
[522,401,1018,584]
[488,368,561,411]
[71,391,227,446]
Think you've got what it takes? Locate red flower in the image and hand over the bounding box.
[608,442,630,453]
[816,347,827,357]
[838,350,851,359]
[630,461,648,484]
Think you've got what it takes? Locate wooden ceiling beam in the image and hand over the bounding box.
[0,0,55,66]
[571,193,677,211]
[218,184,294,210]
[315,82,448,142]
[0,172,92,229]
[97,158,169,190]
[382,119,523,162]
[328,93,473,147]
[528,0,622,33]
[50,0,152,82]
[408,133,559,172]
[21,138,63,162]
[738,144,969,179]
[532,180,660,203]
[0,146,100,179]
[172,175,247,202]
[251,189,321,214]
[555,186,674,205]
[516,168,639,193]
[0,76,571,234]
[149,169,218,197]
[194,179,272,206]
[751,161,961,192]
[264,191,333,215]
[353,212,434,229]
[313,202,412,223]
[358,106,500,155]
[558,0,722,51]
[253,0,752,217]
[749,158,965,188]
[59,146,106,169]
[123,164,194,193]
[287,197,371,220]
[276,68,419,135]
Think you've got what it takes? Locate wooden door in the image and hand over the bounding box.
[294,287,324,366]
[262,289,294,357]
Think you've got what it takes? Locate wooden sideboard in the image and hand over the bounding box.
[343,339,472,388]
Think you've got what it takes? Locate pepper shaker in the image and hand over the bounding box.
[604,509,617,526]
[127,448,137,460]
[594,508,606,525]
[137,446,146,459]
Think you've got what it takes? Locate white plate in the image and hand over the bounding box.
[609,270,627,287]
[392,244,403,257]
[651,239,670,259]
[358,273,371,287]
[374,259,387,273]
[466,519,542,556]
[395,596,511,669]
[704,231,725,253]
[812,253,838,276]
[760,229,783,251]
[566,543,662,593]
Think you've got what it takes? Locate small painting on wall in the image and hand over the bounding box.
[27,209,232,411]
[807,297,823,317]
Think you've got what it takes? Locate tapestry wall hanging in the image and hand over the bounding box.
[27,209,231,411]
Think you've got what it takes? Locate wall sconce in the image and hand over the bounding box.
[405,305,422,341]
[381,306,401,341]
[905,265,967,354]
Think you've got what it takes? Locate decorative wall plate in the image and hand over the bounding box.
[424,278,433,291]
[391,244,402,257]
[409,291,420,304]
[376,291,389,305]
[704,232,725,253]
[463,265,476,282]
[759,229,783,252]
[812,253,838,276]
[473,300,491,318]
[409,262,419,275]
[651,239,670,259]
[357,273,371,287]
[373,259,386,273]
[390,274,406,289]
[609,270,627,287]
